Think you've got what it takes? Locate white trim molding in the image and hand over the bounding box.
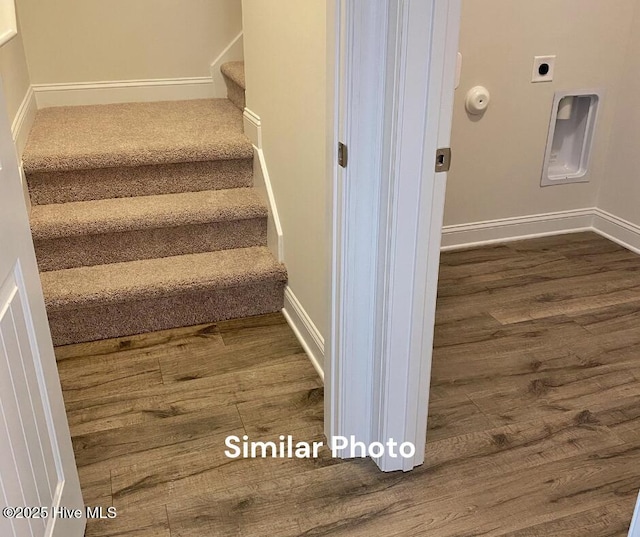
[243,108,284,261]
[211,32,244,98]
[371,0,461,472]
[328,0,461,472]
[243,108,262,148]
[282,287,325,381]
[0,0,17,48]
[593,209,640,255]
[440,208,640,258]
[32,78,215,108]
[441,208,595,251]
[11,86,36,159]
[328,0,389,459]
[629,491,640,537]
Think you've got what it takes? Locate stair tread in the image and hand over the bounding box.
[41,246,286,311]
[23,99,253,173]
[31,188,267,240]
[221,61,246,90]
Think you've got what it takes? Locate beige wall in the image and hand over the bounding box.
[16,0,242,83]
[445,0,635,226]
[242,0,328,338]
[599,2,640,226]
[0,29,30,123]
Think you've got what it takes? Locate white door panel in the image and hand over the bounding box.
[0,68,85,537]
[0,269,55,536]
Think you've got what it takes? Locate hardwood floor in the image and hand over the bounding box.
[57,232,640,536]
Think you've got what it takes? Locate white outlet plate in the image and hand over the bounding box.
[532,55,556,83]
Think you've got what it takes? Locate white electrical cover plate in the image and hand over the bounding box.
[532,55,556,83]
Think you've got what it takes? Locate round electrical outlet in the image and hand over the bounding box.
[532,55,556,83]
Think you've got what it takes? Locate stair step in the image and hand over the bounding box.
[43,246,285,310]
[220,61,246,90]
[221,61,246,111]
[31,189,268,271]
[23,99,252,174]
[42,247,287,346]
[23,95,284,346]
[31,188,266,240]
[27,159,254,205]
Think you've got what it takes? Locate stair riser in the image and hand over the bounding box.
[27,159,253,205]
[224,79,246,111]
[35,218,267,271]
[48,281,286,346]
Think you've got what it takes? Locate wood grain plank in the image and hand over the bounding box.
[85,504,170,537]
[65,353,320,436]
[54,239,640,537]
[216,312,297,346]
[158,332,304,383]
[77,465,112,507]
[55,322,223,362]
[469,366,640,426]
[499,500,633,536]
[165,416,627,537]
[343,443,640,537]
[111,427,339,511]
[72,405,243,469]
[427,389,494,442]
[488,272,640,325]
[236,386,324,438]
[59,351,163,405]
[568,300,640,335]
[505,232,623,257]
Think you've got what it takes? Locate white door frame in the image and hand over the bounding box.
[629,491,640,536]
[327,0,461,471]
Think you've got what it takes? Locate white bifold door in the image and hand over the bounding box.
[0,76,85,536]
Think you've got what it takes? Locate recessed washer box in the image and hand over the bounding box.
[541,89,602,187]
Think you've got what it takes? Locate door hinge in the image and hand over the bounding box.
[338,142,348,168]
[435,147,452,172]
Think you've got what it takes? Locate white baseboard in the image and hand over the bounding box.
[282,286,325,381]
[253,147,284,261]
[244,108,284,262]
[243,108,262,148]
[441,208,595,251]
[32,78,215,108]
[11,86,36,158]
[592,209,640,255]
[19,164,30,214]
[211,32,244,98]
[441,207,640,259]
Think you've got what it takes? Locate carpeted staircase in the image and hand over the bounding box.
[220,61,246,111]
[23,62,287,346]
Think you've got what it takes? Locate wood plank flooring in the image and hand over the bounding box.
[57,232,640,536]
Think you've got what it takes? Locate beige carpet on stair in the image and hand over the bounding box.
[42,247,286,311]
[34,219,267,271]
[31,189,269,270]
[23,99,253,172]
[47,281,286,347]
[220,61,246,89]
[24,93,284,346]
[43,246,286,346]
[27,159,254,205]
[31,189,266,239]
[221,62,246,111]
